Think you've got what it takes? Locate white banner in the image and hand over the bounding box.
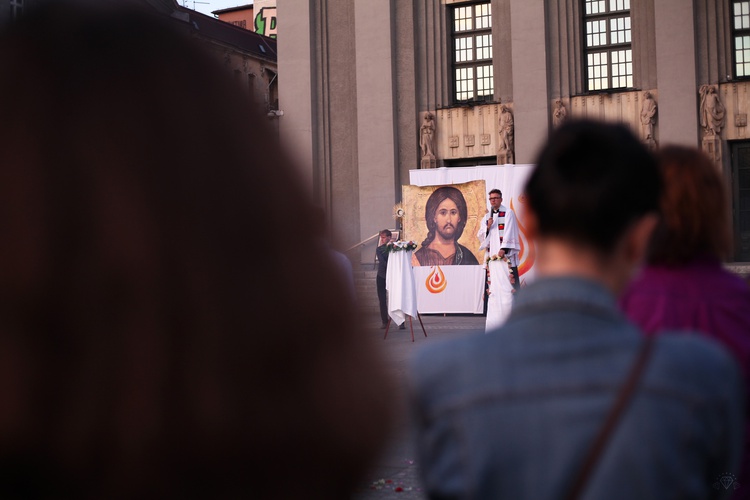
[413,265,485,314]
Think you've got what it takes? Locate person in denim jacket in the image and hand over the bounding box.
[409,120,744,500]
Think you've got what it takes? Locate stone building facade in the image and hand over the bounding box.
[167,2,279,113]
[278,0,750,265]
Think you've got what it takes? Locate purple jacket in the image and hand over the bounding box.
[620,258,750,371]
[620,257,750,499]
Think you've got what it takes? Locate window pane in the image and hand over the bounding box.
[475,3,491,29]
[610,49,632,88]
[738,35,750,76]
[456,67,474,101]
[588,52,608,90]
[455,36,473,62]
[610,16,630,45]
[454,6,473,32]
[736,2,750,30]
[585,0,605,15]
[610,0,628,12]
[477,65,493,96]
[476,34,492,60]
[586,20,607,47]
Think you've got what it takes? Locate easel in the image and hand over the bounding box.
[383,313,428,342]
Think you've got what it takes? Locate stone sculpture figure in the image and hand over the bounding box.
[498,104,514,164]
[552,100,567,128]
[420,112,436,158]
[699,84,725,136]
[640,91,657,145]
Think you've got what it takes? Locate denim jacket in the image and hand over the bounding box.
[409,276,744,500]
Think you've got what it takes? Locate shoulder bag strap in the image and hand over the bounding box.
[563,335,656,500]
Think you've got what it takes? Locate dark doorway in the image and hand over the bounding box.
[730,141,750,261]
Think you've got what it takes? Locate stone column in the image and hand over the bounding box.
[509,0,548,164]
[654,0,699,145]
[354,0,398,248]
[277,0,314,193]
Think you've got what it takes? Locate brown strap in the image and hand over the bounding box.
[563,336,656,500]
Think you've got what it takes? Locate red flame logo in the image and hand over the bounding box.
[426,266,447,294]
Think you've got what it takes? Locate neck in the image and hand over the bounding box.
[533,238,630,295]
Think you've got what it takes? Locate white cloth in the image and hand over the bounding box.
[485,259,514,333]
[412,265,485,314]
[477,204,520,267]
[385,250,418,325]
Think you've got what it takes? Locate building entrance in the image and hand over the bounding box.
[731,141,750,261]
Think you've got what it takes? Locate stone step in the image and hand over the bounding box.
[354,273,380,313]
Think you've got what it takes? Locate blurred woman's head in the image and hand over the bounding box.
[647,146,732,265]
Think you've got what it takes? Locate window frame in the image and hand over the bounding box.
[450,2,494,104]
[582,0,633,93]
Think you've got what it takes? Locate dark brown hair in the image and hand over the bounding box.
[0,2,392,498]
[526,120,661,252]
[647,145,732,265]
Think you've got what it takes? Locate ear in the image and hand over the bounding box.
[523,208,540,241]
[624,213,658,266]
[608,214,658,295]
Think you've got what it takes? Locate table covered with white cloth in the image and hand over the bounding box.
[485,258,514,333]
[385,249,418,326]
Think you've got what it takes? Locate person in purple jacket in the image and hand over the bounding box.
[620,145,750,499]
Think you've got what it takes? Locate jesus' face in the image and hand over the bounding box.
[433,198,461,241]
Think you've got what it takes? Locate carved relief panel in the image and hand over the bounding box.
[565,90,659,147]
[434,104,503,161]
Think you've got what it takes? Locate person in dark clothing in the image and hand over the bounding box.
[376,229,392,328]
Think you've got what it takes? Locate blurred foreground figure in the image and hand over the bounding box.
[409,121,743,499]
[0,2,393,498]
[620,145,750,499]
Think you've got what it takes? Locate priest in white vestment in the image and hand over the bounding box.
[477,189,521,290]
